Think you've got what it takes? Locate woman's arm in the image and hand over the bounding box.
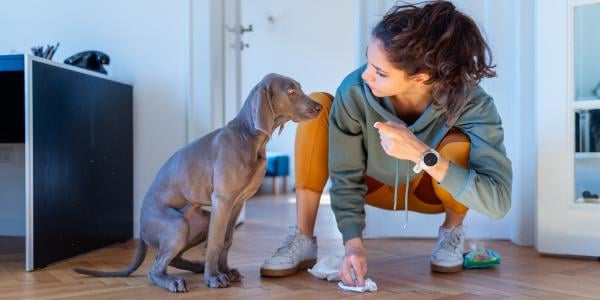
[375,95,512,219]
[329,88,368,244]
[329,88,369,287]
[436,96,512,219]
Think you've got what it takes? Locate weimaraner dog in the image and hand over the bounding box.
[73,73,323,292]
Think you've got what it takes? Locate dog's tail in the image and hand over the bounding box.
[73,240,147,277]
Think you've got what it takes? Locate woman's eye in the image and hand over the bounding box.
[377,72,387,78]
[287,89,296,95]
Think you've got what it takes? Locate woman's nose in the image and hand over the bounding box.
[361,69,373,82]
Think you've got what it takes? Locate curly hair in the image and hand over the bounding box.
[372,0,496,124]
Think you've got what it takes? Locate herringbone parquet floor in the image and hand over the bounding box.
[1,194,599,299]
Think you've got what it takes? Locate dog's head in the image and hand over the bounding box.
[251,73,323,137]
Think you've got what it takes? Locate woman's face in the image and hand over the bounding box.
[361,38,428,97]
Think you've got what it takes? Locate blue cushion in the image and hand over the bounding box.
[265,152,289,176]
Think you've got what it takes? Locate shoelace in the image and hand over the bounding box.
[439,228,463,254]
[393,159,411,229]
[274,235,302,257]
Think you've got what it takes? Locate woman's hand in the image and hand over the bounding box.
[374,121,450,182]
[340,238,367,287]
[374,121,429,163]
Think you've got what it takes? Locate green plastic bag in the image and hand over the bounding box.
[463,241,501,269]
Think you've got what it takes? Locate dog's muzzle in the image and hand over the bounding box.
[303,102,323,119]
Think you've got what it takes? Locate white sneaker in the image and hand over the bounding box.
[260,226,317,277]
[430,225,465,273]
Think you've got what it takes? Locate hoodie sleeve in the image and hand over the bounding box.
[438,95,513,219]
[328,88,368,244]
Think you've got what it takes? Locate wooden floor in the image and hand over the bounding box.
[1,194,600,299]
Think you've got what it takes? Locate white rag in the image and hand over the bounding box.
[307,255,378,293]
[338,279,378,293]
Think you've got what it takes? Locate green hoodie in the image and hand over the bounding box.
[329,65,512,244]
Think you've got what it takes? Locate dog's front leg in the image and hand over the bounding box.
[217,200,244,282]
[204,193,233,288]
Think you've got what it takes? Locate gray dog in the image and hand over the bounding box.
[73,73,323,292]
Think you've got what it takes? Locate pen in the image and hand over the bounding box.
[49,42,60,60]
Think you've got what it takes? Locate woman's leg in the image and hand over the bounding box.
[295,189,321,237]
[260,92,333,277]
[430,129,470,227]
[294,92,333,236]
[442,207,466,228]
[364,129,471,217]
[429,129,470,273]
[363,129,471,273]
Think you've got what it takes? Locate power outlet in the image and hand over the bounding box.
[0,146,16,164]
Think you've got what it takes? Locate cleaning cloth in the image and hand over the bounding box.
[308,255,378,293]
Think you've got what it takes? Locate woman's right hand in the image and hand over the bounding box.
[339,237,367,287]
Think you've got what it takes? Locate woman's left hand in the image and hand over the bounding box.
[374,121,429,163]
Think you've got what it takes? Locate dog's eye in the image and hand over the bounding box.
[287,89,296,95]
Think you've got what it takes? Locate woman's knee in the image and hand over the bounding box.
[308,92,333,114]
[432,129,471,214]
[294,92,333,193]
[296,92,333,137]
[436,129,470,160]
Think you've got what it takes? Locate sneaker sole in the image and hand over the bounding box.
[260,258,317,277]
[430,262,463,273]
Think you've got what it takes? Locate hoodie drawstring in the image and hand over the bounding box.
[393,159,411,230]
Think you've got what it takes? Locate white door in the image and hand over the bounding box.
[239,0,356,175]
[189,0,246,224]
[224,0,247,224]
[188,0,244,137]
[536,0,600,257]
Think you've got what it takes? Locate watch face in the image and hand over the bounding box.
[423,152,438,167]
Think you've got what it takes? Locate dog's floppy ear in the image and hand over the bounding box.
[252,85,275,137]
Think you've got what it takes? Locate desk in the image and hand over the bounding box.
[0,54,133,271]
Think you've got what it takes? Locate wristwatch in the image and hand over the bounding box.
[413,148,440,173]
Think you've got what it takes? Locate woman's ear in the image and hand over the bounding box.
[412,72,431,85]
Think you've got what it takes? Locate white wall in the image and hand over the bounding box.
[482,0,536,245]
[0,0,190,237]
[0,145,25,236]
[514,0,536,246]
[240,0,357,187]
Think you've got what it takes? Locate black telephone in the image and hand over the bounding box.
[64,51,110,74]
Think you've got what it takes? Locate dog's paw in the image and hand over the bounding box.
[204,273,230,288]
[226,268,243,282]
[149,274,188,293]
[166,276,188,293]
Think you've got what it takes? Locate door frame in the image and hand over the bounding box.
[535,0,600,257]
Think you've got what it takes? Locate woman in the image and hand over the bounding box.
[260,0,512,286]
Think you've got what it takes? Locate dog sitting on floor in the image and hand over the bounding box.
[73,73,323,292]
